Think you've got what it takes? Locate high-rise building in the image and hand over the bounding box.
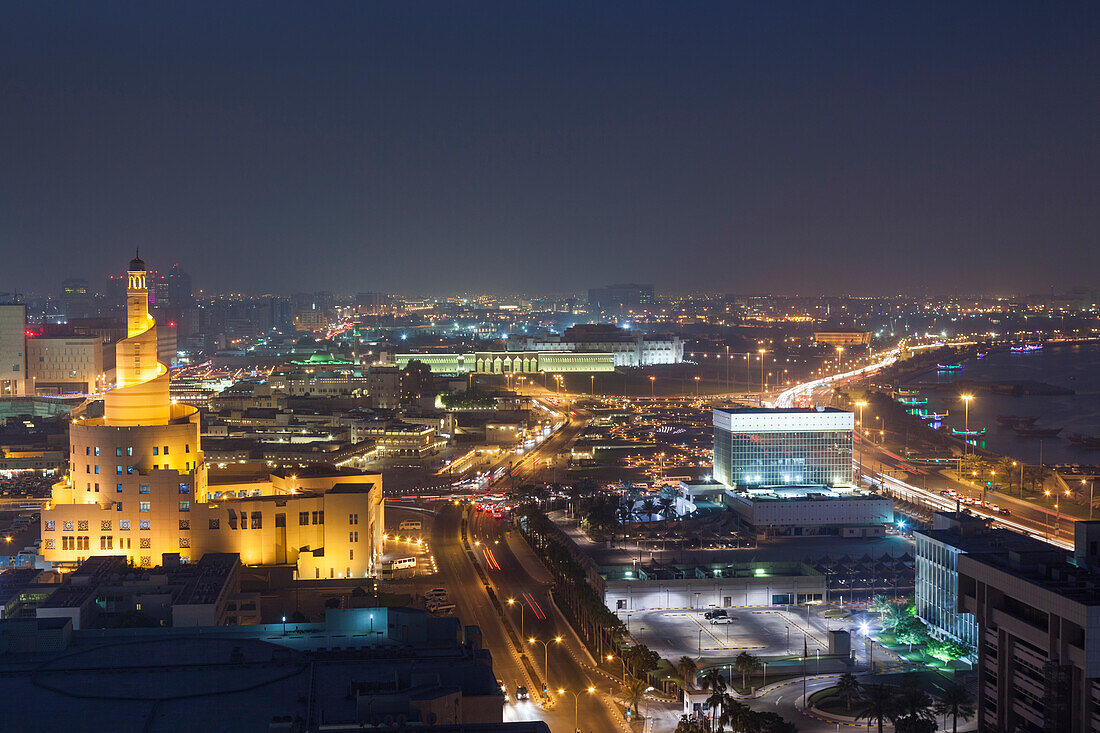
[713,407,854,488]
[587,283,654,313]
[0,303,27,396]
[957,521,1100,732]
[60,278,94,319]
[41,256,384,578]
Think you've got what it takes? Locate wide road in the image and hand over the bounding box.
[434,504,625,733]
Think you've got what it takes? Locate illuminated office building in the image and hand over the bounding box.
[41,256,383,579]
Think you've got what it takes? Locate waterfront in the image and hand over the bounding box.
[906,342,1100,466]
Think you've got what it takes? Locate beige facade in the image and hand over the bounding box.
[41,256,383,580]
[0,304,26,396]
[25,336,107,394]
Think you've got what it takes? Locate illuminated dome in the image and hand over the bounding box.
[129,249,145,271]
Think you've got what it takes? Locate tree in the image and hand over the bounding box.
[895,617,930,651]
[675,715,708,733]
[719,698,754,733]
[897,673,933,721]
[622,643,660,679]
[880,602,908,632]
[894,717,937,733]
[699,669,727,729]
[623,676,648,716]
[733,651,760,690]
[639,497,659,522]
[933,684,975,733]
[658,493,677,521]
[676,656,698,691]
[836,672,862,712]
[869,594,893,615]
[857,683,902,733]
[754,711,799,733]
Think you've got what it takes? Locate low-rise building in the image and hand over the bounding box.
[25,335,108,395]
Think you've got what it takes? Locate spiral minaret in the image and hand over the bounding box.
[103,251,171,425]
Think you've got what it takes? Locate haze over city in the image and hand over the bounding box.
[4,2,1100,295]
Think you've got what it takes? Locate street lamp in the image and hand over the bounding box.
[606,653,626,683]
[558,687,595,732]
[758,348,766,392]
[694,375,700,396]
[1085,478,1094,521]
[961,394,974,453]
[529,636,562,691]
[649,375,656,397]
[507,597,524,637]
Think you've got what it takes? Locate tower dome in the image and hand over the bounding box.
[129,249,146,271]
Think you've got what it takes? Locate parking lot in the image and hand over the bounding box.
[625,603,842,662]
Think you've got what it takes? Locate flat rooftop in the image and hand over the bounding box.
[714,407,849,415]
[736,484,880,501]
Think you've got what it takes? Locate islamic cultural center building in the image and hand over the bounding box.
[40,255,384,579]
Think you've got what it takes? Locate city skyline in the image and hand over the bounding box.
[4,3,1100,296]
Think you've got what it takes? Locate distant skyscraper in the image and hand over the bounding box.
[587,283,654,313]
[60,278,94,319]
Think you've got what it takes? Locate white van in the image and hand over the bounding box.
[398,520,422,532]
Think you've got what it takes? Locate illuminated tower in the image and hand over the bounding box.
[103,252,171,425]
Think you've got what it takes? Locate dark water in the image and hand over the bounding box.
[904,343,1100,466]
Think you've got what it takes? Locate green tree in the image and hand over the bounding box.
[836,672,862,712]
[676,655,698,691]
[720,699,755,733]
[868,594,893,615]
[880,602,908,632]
[699,669,727,729]
[857,683,903,733]
[622,643,660,679]
[895,617,930,651]
[623,675,648,716]
[933,683,975,733]
[734,651,760,690]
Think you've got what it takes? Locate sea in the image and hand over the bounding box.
[903,342,1100,467]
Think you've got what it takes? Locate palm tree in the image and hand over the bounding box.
[857,683,902,733]
[868,594,892,614]
[836,672,862,712]
[676,655,698,691]
[623,675,648,716]
[700,669,727,729]
[898,673,932,721]
[658,494,677,521]
[719,698,754,733]
[880,602,908,632]
[705,689,730,730]
[640,497,659,522]
[933,683,975,733]
[733,651,760,691]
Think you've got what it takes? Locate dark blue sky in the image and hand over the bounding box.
[2,2,1098,296]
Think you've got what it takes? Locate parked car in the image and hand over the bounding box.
[703,609,728,620]
[711,616,735,625]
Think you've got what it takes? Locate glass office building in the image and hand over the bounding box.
[713,407,853,488]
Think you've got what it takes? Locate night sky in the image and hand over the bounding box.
[2,2,1099,296]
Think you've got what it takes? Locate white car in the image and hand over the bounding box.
[711,616,735,625]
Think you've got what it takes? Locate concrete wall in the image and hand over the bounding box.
[604,575,826,612]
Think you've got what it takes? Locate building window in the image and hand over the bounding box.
[299,512,309,526]
[116,448,123,457]
[116,503,123,511]
[251,512,262,530]
[185,444,190,453]
[140,501,151,513]
[126,465,134,475]
[179,483,190,494]
[116,465,123,475]
[140,556,151,567]
[86,465,90,474]
[179,537,190,548]
[349,549,354,560]
[209,518,220,530]
[120,520,130,531]
[312,511,324,525]
[86,447,90,456]
[153,447,158,456]
[116,483,123,492]
[127,447,133,456]
[349,513,358,524]
[139,520,150,531]
[179,501,190,512]
[179,519,190,530]
[99,536,113,550]
[44,520,55,531]
[94,447,100,456]
[77,520,88,531]
[139,484,150,494]
[94,465,99,475]
[77,536,89,550]
[101,520,111,531]
[163,446,169,454]
[94,483,99,492]
[44,539,55,550]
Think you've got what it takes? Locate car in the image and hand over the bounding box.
[703,609,727,620]
[425,588,448,599]
[515,685,529,700]
[998,507,1012,515]
[711,616,734,625]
